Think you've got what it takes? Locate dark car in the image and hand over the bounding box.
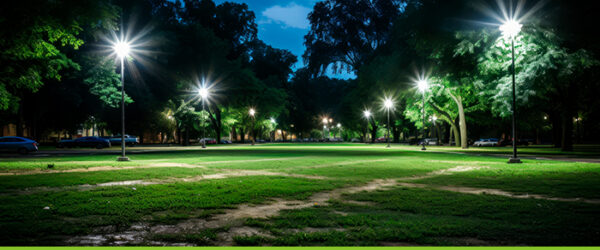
[0,136,39,154]
[58,136,111,149]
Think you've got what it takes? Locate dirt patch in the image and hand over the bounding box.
[217,226,274,246]
[398,166,488,181]
[4,170,332,196]
[297,159,390,169]
[198,157,308,165]
[396,182,600,204]
[0,163,204,176]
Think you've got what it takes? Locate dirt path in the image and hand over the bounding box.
[396,182,600,204]
[0,157,311,176]
[5,170,333,196]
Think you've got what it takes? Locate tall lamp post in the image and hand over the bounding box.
[114,40,131,161]
[500,19,522,164]
[363,110,371,143]
[249,108,256,145]
[198,87,209,148]
[336,123,342,140]
[431,115,438,145]
[417,80,428,151]
[384,98,393,148]
[322,118,328,141]
[270,117,276,142]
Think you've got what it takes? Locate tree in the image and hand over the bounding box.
[303,0,408,75]
[0,0,119,112]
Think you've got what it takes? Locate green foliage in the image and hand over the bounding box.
[81,56,132,108]
[0,0,119,111]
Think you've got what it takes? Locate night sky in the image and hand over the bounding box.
[214,0,355,79]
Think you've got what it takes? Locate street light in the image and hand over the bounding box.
[249,108,256,145]
[384,98,393,148]
[500,19,522,164]
[417,79,428,151]
[322,117,329,141]
[336,123,341,140]
[114,39,131,162]
[431,115,438,145]
[363,110,372,143]
[198,86,209,148]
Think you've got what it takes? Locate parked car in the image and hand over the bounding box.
[351,138,361,143]
[199,138,217,144]
[220,139,232,144]
[58,136,111,149]
[375,137,387,143]
[419,138,439,146]
[0,136,38,154]
[473,138,499,147]
[107,135,139,146]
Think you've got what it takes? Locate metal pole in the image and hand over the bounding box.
[251,117,255,146]
[118,57,129,161]
[386,109,390,148]
[201,100,206,148]
[509,38,521,163]
[421,91,426,151]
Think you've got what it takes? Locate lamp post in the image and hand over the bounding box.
[336,123,341,140]
[249,108,256,145]
[417,80,428,151]
[322,118,328,141]
[384,98,393,148]
[363,110,371,143]
[114,40,130,161]
[270,117,276,142]
[500,19,522,164]
[431,115,438,145]
[198,87,209,148]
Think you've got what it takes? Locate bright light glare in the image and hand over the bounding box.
[384,98,393,109]
[114,41,131,58]
[337,123,341,128]
[322,118,328,124]
[198,87,209,99]
[417,80,428,93]
[432,115,437,121]
[363,110,371,118]
[249,108,256,116]
[500,19,522,38]
[270,117,276,123]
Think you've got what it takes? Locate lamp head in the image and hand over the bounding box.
[114,41,130,58]
[363,110,371,118]
[500,19,522,38]
[384,98,393,109]
[249,108,255,116]
[417,80,428,93]
[270,117,276,123]
[198,87,209,99]
[337,123,341,128]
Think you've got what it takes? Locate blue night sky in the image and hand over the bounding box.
[214,0,355,79]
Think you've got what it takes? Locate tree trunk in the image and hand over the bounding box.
[561,112,574,151]
[429,100,460,147]
[369,120,378,143]
[550,113,562,148]
[208,106,222,144]
[446,90,468,148]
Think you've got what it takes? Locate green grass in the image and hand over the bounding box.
[0,143,598,246]
[239,187,600,246]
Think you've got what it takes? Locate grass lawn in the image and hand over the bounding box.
[0,143,598,246]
